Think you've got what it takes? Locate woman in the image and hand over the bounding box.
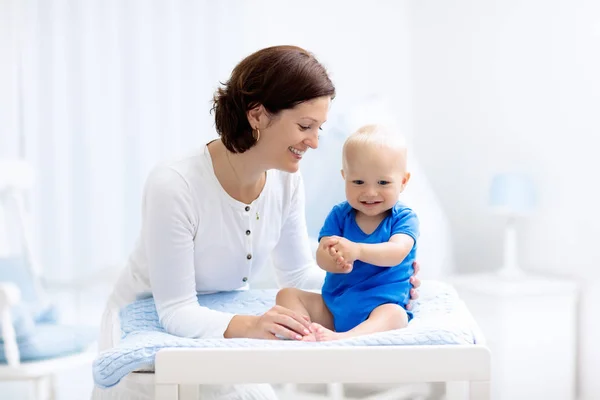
[93,45,421,399]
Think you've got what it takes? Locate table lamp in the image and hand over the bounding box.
[489,173,536,278]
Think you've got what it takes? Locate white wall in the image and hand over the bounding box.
[236,0,414,143]
[410,1,600,398]
[411,0,600,277]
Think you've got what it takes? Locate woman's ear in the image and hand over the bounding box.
[247,104,265,129]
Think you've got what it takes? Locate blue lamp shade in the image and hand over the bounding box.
[489,173,536,216]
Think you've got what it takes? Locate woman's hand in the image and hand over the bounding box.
[250,305,312,340]
[229,305,312,340]
[406,261,422,310]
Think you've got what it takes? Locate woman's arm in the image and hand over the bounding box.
[144,166,235,338]
[271,174,325,290]
[223,315,257,338]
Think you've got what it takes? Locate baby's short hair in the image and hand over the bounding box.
[343,124,407,155]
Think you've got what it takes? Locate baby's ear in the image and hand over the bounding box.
[340,169,345,179]
[402,172,411,187]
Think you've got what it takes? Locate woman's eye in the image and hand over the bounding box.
[299,124,324,132]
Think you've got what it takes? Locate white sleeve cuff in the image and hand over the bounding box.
[159,302,236,339]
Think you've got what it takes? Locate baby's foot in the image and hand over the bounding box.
[311,323,344,341]
[301,332,317,342]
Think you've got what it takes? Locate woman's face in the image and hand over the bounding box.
[251,96,330,173]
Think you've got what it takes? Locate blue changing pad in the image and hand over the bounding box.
[93,281,476,389]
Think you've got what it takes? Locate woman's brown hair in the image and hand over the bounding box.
[212,45,336,153]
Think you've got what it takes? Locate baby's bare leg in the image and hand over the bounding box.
[314,303,408,341]
[276,288,334,340]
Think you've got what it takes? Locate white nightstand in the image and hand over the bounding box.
[448,272,578,400]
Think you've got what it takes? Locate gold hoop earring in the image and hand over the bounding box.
[253,128,260,142]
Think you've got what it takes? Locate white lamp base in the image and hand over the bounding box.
[497,265,524,279]
[496,218,523,279]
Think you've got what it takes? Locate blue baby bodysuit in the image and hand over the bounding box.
[319,201,419,332]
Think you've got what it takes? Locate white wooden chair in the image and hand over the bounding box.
[0,159,97,400]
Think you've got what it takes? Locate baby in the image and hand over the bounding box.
[276,124,419,341]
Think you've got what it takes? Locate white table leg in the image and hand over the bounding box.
[155,383,179,400]
[445,381,468,400]
[49,375,57,400]
[469,381,490,400]
[327,383,344,400]
[178,384,199,400]
[282,383,297,395]
[33,376,50,400]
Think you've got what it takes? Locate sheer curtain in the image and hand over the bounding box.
[10,0,246,280]
[0,0,21,158]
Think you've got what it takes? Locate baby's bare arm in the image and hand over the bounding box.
[358,234,415,267]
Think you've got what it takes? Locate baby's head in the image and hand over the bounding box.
[341,124,411,217]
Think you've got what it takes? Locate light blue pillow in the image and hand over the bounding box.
[0,256,57,333]
[0,257,96,363]
[0,303,36,341]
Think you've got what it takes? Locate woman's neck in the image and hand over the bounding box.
[209,140,267,204]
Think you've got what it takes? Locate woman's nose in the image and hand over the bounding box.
[304,131,319,149]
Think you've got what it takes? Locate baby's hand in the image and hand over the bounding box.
[329,236,361,264]
[321,237,353,274]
